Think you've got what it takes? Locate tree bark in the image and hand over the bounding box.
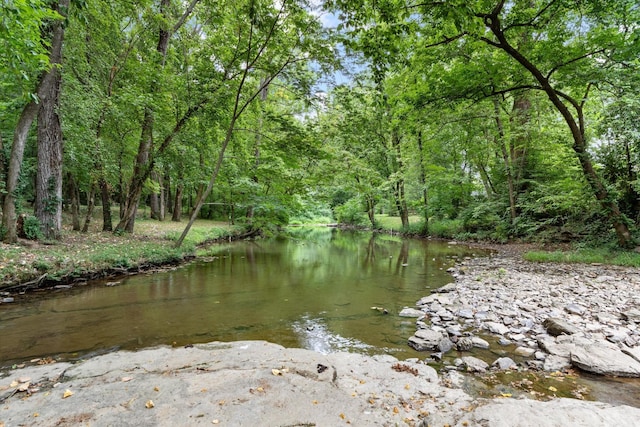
[416,130,429,228]
[172,182,183,222]
[99,177,112,231]
[34,0,69,241]
[82,183,96,233]
[0,133,5,210]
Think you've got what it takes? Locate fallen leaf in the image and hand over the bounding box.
[63,389,74,399]
[548,386,558,392]
[271,369,282,376]
[351,392,357,397]
[33,413,39,417]
[500,393,512,398]
[218,400,226,406]
[393,407,399,414]
[404,384,410,390]
[312,400,318,405]
[121,377,132,382]
[154,386,160,392]
[212,420,220,425]
[145,400,155,409]
[10,380,19,388]
[339,413,346,419]
[18,377,31,383]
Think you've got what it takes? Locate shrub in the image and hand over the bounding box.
[23,216,44,240]
[334,198,368,226]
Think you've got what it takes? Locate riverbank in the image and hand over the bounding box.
[0,219,243,295]
[2,340,640,427]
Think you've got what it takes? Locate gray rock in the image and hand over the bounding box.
[408,329,444,352]
[621,308,640,324]
[543,355,571,371]
[461,356,489,373]
[438,337,454,353]
[471,337,490,350]
[571,345,640,377]
[484,321,510,335]
[565,303,587,315]
[498,338,512,346]
[436,308,454,321]
[456,308,474,319]
[622,346,640,364]
[1,297,14,303]
[543,317,580,336]
[503,316,515,326]
[432,283,457,293]
[492,357,517,370]
[399,307,425,318]
[456,337,474,352]
[514,346,535,357]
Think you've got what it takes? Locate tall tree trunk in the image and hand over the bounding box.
[67,173,81,231]
[416,130,429,229]
[99,177,112,231]
[172,182,183,222]
[33,0,69,241]
[484,7,633,246]
[2,102,40,243]
[246,79,269,223]
[493,96,517,223]
[150,170,161,220]
[82,183,96,233]
[391,132,409,228]
[0,133,5,210]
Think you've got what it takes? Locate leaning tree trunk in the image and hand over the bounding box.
[2,101,39,243]
[484,8,633,247]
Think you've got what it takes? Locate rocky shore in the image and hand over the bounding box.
[2,341,640,427]
[404,250,640,377]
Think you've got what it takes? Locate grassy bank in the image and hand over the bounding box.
[0,217,243,292]
[524,247,640,267]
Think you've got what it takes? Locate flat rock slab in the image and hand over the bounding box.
[1,341,640,426]
[571,344,640,377]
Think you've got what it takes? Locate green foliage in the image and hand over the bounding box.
[23,216,43,240]
[334,198,368,226]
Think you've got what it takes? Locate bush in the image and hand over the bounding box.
[23,216,44,240]
[334,198,368,226]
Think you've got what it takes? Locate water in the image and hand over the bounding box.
[0,228,477,365]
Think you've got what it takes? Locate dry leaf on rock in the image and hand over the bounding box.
[145,400,155,409]
[63,389,74,399]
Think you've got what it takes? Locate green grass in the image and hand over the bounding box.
[524,248,640,267]
[375,214,423,231]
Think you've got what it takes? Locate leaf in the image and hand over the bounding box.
[63,389,74,399]
[145,400,155,408]
[121,377,132,382]
[548,386,558,392]
[500,393,512,398]
[271,369,283,376]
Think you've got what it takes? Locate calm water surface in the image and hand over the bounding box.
[0,228,479,365]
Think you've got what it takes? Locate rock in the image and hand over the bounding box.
[456,308,474,319]
[492,357,517,370]
[461,356,489,373]
[543,355,571,371]
[570,344,640,377]
[430,352,443,361]
[564,303,587,315]
[605,330,628,343]
[622,346,640,364]
[471,337,490,350]
[621,308,640,324]
[498,338,512,346]
[508,333,526,342]
[435,309,454,321]
[534,351,546,361]
[456,337,474,352]
[503,316,514,326]
[432,283,457,293]
[399,307,425,318]
[514,346,535,357]
[408,329,444,352]
[484,321,510,335]
[1,297,14,303]
[437,337,454,353]
[543,318,580,336]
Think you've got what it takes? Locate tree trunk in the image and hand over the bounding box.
[391,132,409,229]
[33,0,69,241]
[416,130,429,228]
[0,133,5,210]
[99,177,112,231]
[2,101,39,243]
[68,173,81,231]
[82,183,96,233]
[35,64,64,240]
[493,96,517,223]
[172,182,183,222]
[150,170,161,220]
[485,9,633,247]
